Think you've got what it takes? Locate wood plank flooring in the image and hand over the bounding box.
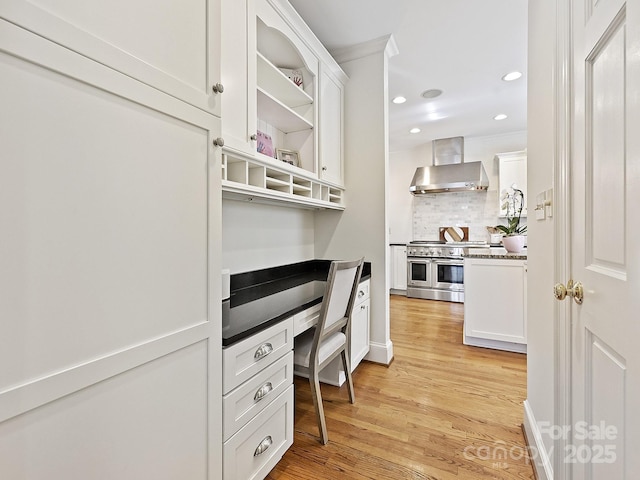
[267,295,534,479]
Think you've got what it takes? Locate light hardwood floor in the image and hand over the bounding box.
[267,295,534,479]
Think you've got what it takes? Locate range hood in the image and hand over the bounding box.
[409,137,489,194]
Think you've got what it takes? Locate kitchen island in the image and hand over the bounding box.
[462,251,527,353]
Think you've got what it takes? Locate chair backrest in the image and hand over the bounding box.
[310,258,364,367]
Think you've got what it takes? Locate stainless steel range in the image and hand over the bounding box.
[406,227,487,302]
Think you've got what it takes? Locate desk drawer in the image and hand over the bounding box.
[223,317,293,394]
[223,385,294,480]
[223,351,293,441]
[293,303,321,336]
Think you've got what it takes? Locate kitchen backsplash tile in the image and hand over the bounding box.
[413,190,525,242]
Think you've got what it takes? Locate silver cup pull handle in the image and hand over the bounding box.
[254,382,273,402]
[254,436,273,457]
[254,343,273,360]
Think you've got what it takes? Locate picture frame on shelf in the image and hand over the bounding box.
[276,149,299,167]
[256,130,275,158]
[278,68,304,88]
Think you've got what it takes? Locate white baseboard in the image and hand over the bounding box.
[523,399,553,480]
[364,340,394,365]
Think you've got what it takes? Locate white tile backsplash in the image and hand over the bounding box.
[412,190,502,242]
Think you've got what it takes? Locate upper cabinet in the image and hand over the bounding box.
[2,0,222,116]
[220,0,347,208]
[318,67,344,186]
[496,150,528,217]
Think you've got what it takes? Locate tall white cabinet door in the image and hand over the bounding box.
[0,0,222,115]
[221,0,257,155]
[319,67,344,186]
[0,19,222,480]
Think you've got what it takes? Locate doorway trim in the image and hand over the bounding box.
[553,0,573,478]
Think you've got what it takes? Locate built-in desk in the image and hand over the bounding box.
[222,259,371,347]
[221,260,371,480]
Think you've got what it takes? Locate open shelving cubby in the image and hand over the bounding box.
[222,151,343,210]
[256,17,316,175]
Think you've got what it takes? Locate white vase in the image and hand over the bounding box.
[502,235,526,253]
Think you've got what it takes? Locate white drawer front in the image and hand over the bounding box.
[223,318,294,394]
[223,386,294,480]
[223,351,293,441]
[292,303,321,336]
[354,279,370,307]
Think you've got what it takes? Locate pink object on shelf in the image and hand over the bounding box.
[256,130,275,157]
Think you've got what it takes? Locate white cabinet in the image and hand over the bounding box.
[496,150,528,217]
[222,318,294,479]
[220,0,347,208]
[318,67,344,186]
[1,4,223,477]
[390,245,407,292]
[220,0,257,155]
[350,279,371,369]
[463,258,527,353]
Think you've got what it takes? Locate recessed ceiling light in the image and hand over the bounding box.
[494,114,508,120]
[409,127,421,134]
[392,96,407,104]
[421,89,443,99]
[502,71,522,82]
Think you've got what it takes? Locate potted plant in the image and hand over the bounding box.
[496,184,527,253]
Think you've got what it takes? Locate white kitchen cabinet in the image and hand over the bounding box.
[220,0,257,155]
[463,258,527,353]
[3,0,223,116]
[318,67,344,186]
[220,0,347,208]
[350,279,371,369]
[390,245,408,293]
[496,150,528,217]
[222,318,294,479]
[1,6,223,478]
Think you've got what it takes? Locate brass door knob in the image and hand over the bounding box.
[554,279,584,304]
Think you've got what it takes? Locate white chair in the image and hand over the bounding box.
[293,257,364,444]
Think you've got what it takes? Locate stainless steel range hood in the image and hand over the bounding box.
[409,137,489,194]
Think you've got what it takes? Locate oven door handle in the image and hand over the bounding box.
[433,259,463,265]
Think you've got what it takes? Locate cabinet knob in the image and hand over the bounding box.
[212,82,224,94]
[250,134,257,141]
[213,137,225,147]
[322,166,327,171]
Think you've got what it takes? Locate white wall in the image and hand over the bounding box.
[388,131,527,243]
[222,199,315,273]
[525,0,558,474]
[315,37,396,365]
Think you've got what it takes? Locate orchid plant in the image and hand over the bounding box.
[496,184,527,236]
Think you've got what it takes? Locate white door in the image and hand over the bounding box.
[567,0,640,476]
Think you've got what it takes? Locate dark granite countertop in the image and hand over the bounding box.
[222,259,371,347]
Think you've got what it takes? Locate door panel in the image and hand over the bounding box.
[587,14,626,270]
[571,0,639,476]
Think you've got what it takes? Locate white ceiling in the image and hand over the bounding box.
[288,0,528,153]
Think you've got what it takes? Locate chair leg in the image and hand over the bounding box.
[309,364,328,445]
[341,350,356,404]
